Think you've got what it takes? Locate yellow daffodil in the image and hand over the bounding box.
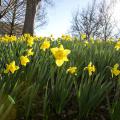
[90,37,94,44]
[24,34,34,47]
[33,36,39,41]
[51,45,71,67]
[81,33,86,40]
[40,40,50,51]
[111,64,120,77]
[4,61,19,74]
[115,41,120,50]
[84,62,96,76]
[84,41,89,46]
[26,37,34,47]
[27,48,34,56]
[20,56,30,66]
[18,35,25,41]
[67,67,77,75]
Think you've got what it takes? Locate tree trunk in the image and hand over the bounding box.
[22,0,40,35]
[10,0,18,36]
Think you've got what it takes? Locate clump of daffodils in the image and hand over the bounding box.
[111,64,120,77]
[20,56,30,66]
[67,67,77,75]
[4,61,19,74]
[115,41,120,50]
[40,40,50,51]
[51,45,71,67]
[1,35,16,42]
[84,62,96,76]
[61,34,71,41]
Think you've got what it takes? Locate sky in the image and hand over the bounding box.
[35,0,90,37]
[35,0,120,38]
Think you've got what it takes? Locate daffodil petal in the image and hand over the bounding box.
[64,49,71,55]
[63,57,69,61]
[56,59,64,67]
[59,45,64,50]
[51,48,58,55]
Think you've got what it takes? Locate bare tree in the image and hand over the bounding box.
[0,0,25,35]
[71,0,102,40]
[0,0,16,19]
[71,0,114,41]
[98,0,114,41]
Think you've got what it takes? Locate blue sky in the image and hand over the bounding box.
[35,0,120,37]
[35,0,90,37]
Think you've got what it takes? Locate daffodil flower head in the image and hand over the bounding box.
[51,45,71,67]
[67,66,77,75]
[84,62,96,76]
[4,61,19,74]
[20,56,30,66]
[40,40,50,51]
[27,48,34,56]
[84,41,89,46]
[111,64,120,77]
[115,41,120,51]
[24,34,34,47]
[90,37,94,44]
[26,37,34,47]
[81,33,87,40]
[65,35,71,41]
